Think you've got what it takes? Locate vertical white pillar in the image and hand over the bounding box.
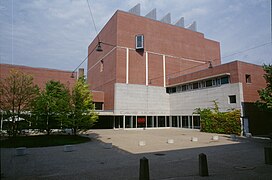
[156,116,158,127]
[146,52,148,86]
[180,116,183,128]
[152,116,154,127]
[177,116,180,128]
[170,116,172,127]
[165,116,167,127]
[126,48,129,84]
[163,55,166,87]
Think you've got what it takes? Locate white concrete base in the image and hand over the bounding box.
[16,147,27,156]
[212,135,219,141]
[64,145,75,152]
[191,137,198,142]
[139,141,146,146]
[167,139,174,144]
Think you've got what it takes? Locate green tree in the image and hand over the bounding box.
[66,77,98,135]
[0,70,38,136]
[32,81,70,135]
[257,64,272,111]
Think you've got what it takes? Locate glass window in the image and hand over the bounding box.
[206,80,212,87]
[135,35,144,49]
[221,76,229,84]
[246,74,251,83]
[229,95,236,104]
[193,82,198,89]
[182,85,187,91]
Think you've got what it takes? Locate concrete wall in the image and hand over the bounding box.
[114,83,170,115]
[170,83,244,115]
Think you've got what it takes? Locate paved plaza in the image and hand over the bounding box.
[1,128,272,179]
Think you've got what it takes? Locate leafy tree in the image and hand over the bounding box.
[65,77,98,135]
[32,81,70,135]
[0,70,38,136]
[257,64,272,111]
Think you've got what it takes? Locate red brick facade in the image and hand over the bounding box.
[87,10,221,110]
[0,64,76,90]
[168,61,266,102]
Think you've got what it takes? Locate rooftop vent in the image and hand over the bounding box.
[127,4,198,32]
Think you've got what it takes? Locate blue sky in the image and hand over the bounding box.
[0,0,271,71]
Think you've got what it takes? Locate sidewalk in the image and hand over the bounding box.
[1,129,272,179]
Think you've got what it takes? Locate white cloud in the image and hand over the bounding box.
[0,0,271,71]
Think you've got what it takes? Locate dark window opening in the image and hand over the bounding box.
[221,76,229,84]
[206,80,212,87]
[94,102,103,110]
[229,95,236,104]
[193,82,198,89]
[246,74,251,83]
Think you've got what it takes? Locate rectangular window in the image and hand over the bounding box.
[135,35,144,50]
[206,80,212,87]
[245,74,251,83]
[221,76,229,84]
[193,82,198,89]
[182,85,187,91]
[94,102,103,110]
[229,95,236,104]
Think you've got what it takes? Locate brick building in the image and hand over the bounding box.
[0,64,77,90]
[87,7,270,135]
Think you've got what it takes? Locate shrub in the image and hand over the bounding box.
[195,101,241,135]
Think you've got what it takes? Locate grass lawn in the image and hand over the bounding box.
[0,135,91,148]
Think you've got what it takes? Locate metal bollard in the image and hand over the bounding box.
[199,153,209,176]
[139,157,150,180]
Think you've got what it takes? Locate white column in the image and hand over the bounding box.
[180,116,183,128]
[165,116,167,127]
[163,55,166,87]
[156,116,158,127]
[146,52,148,86]
[126,48,129,84]
[177,116,180,128]
[170,116,172,127]
[152,116,154,127]
[145,116,147,128]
